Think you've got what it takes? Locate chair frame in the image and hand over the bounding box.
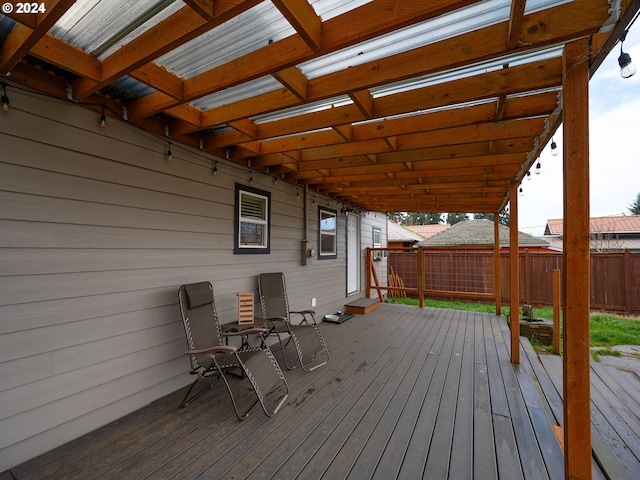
[258,272,329,372]
[179,282,288,420]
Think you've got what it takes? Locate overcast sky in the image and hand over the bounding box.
[517,22,640,236]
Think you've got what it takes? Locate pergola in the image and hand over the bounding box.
[1,1,638,478]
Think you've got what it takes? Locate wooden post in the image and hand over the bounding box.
[553,269,561,355]
[494,214,502,315]
[366,247,372,299]
[562,38,591,480]
[417,246,424,308]
[624,249,632,314]
[509,181,520,364]
[524,248,531,305]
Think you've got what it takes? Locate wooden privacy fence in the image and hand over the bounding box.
[369,248,640,314]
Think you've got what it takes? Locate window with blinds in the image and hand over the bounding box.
[235,184,271,254]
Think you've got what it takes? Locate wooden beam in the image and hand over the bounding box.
[272,66,309,100]
[271,0,322,51]
[183,0,216,21]
[128,0,605,120]
[562,38,592,480]
[350,90,374,118]
[0,0,76,74]
[193,56,562,132]
[507,0,527,49]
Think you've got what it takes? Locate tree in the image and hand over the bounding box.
[444,212,468,225]
[629,193,640,215]
[474,210,510,226]
[387,212,443,225]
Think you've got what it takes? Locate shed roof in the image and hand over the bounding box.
[418,218,549,247]
[1,0,636,214]
[404,224,452,239]
[387,221,427,243]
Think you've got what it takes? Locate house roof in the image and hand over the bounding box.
[418,219,549,248]
[545,215,640,235]
[404,224,451,239]
[0,0,636,214]
[387,221,427,243]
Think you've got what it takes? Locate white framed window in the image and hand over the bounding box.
[235,184,270,254]
[318,207,337,259]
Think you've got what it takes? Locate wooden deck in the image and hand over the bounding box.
[5,303,640,479]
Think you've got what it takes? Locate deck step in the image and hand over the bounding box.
[344,297,380,314]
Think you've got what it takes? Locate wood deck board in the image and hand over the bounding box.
[7,303,640,480]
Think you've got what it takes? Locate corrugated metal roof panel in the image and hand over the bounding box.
[51,0,180,58]
[191,76,283,111]
[157,2,293,79]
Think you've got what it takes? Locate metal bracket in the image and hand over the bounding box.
[600,0,621,33]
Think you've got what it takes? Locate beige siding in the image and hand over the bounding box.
[0,89,386,471]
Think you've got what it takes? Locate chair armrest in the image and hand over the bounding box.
[185,346,237,356]
[290,309,316,315]
[222,328,268,337]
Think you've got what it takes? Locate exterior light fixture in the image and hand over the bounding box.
[100,106,106,127]
[527,171,532,181]
[619,52,637,78]
[619,30,637,79]
[212,160,218,176]
[519,186,524,197]
[167,142,173,161]
[1,82,9,111]
[551,138,558,156]
[535,161,542,175]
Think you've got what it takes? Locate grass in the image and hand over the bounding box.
[387,297,640,347]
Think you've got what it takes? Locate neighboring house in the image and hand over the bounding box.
[404,224,451,240]
[544,215,640,252]
[418,219,551,251]
[0,88,388,469]
[387,221,427,249]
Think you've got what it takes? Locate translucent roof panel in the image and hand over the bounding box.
[299,0,572,80]
[310,0,373,20]
[191,76,284,111]
[157,2,294,79]
[50,0,181,58]
[370,44,565,98]
[252,95,353,124]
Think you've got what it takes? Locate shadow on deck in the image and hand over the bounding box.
[5,303,640,479]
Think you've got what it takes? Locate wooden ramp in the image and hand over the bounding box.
[344,297,380,314]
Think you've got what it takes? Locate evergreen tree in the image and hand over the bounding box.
[629,193,640,215]
[474,210,510,226]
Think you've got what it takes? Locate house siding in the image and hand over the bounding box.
[0,90,382,471]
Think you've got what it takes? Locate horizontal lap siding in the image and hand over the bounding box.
[0,90,360,471]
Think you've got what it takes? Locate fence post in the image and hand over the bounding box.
[417,247,424,308]
[553,269,561,354]
[524,249,531,305]
[625,249,631,314]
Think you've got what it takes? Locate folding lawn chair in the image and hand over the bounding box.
[258,272,329,372]
[178,282,288,419]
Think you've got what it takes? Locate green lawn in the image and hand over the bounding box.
[387,297,640,347]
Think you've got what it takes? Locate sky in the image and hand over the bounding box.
[517,20,640,236]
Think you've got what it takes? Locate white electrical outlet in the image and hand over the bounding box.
[311,297,317,307]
